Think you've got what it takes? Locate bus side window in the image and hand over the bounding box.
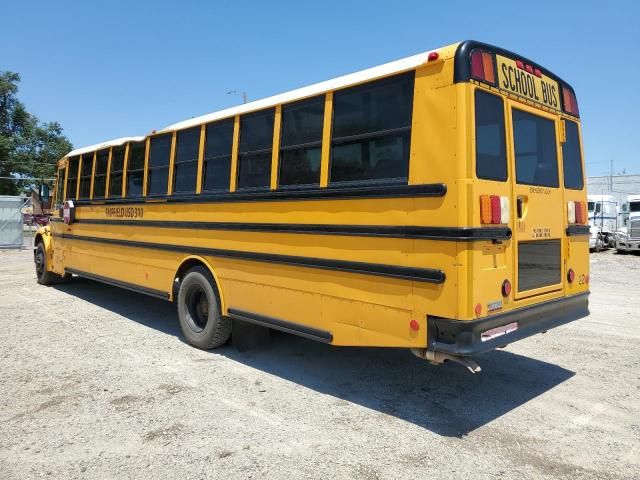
[54,168,65,209]
[93,149,109,199]
[237,109,275,190]
[173,127,200,194]
[67,156,79,200]
[475,90,507,181]
[126,142,146,197]
[330,72,414,185]
[202,119,234,192]
[109,146,126,198]
[279,95,324,188]
[79,152,94,199]
[147,134,172,196]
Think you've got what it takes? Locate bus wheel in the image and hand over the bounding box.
[35,242,64,286]
[177,266,231,349]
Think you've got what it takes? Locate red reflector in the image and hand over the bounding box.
[490,195,501,224]
[585,274,590,284]
[516,60,524,69]
[525,64,534,74]
[567,269,575,283]
[533,68,542,77]
[409,319,420,331]
[471,50,484,80]
[502,279,512,297]
[428,51,439,61]
[475,303,482,316]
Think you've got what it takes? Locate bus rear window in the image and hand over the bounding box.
[562,120,584,190]
[513,109,559,188]
[475,91,507,181]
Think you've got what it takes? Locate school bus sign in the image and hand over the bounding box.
[496,54,561,111]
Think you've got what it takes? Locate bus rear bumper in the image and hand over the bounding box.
[427,292,589,356]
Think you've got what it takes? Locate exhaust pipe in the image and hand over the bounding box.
[411,348,481,374]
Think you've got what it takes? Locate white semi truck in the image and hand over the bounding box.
[588,194,618,251]
[615,195,640,253]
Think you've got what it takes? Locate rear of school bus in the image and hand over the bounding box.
[422,41,589,365]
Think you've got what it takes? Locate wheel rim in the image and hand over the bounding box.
[35,250,44,277]
[185,283,209,333]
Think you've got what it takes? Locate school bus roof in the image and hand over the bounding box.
[64,42,460,159]
[66,136,146,158]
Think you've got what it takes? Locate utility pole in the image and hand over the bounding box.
[610,159,613,192]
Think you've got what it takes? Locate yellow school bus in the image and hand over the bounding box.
[35,40,589,372]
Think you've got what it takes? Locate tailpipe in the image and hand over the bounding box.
[411,348,481,374]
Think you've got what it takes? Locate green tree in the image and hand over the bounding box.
[0,71,72,195]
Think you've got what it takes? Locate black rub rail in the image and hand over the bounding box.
[56,217,512,242]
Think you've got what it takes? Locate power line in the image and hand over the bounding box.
[0,176,55,181]
[0,161,58,166]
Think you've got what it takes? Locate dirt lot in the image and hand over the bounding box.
[0,248,639,479]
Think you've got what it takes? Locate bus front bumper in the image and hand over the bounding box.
[427,292,589,356]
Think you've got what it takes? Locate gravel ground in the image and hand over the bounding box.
[0,248,639,479]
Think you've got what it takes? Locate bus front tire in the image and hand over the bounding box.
[35,242,67,285]
[177,266,231,349]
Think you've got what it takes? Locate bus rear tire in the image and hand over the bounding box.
[35,242,65,286]
[177,266,231,349]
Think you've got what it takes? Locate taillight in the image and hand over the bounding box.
[470,50,495,85]
[480,195,509,224]
[491,196,501,223]
[567,201,587,224]
[562,86,580,117]
[575,201,586,224]
[567,269,575,283]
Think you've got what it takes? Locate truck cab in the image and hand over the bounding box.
[587,194,618,250]
[615,195,640,253]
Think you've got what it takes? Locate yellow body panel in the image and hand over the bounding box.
[41,41,589,350]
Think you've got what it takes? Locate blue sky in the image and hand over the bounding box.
[3,0,638,176]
